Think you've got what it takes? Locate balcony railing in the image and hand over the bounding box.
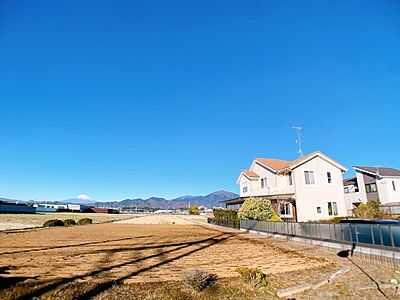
[249,185,295,196]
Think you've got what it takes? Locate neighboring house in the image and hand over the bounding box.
[222,151,348,222]
[344,166,400,209]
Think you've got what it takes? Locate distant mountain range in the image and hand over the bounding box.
[0,190,239,209]
[92,190,238,209]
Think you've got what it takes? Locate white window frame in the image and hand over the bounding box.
[287,173,293,186]
[242,180,248,194]
[279,202,293,217]
[304,170,316,186]
[316,206,322,214]
[327,202,338,216]
[261,177,267,189]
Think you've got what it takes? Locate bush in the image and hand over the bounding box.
[181,269,217,291]
[63,219,76,226]
[207,217,240,229]
[43,219,64,227]
[269,211,283,222]
[238,197,274,221]
[235,266,267,288]
[77,218,93,225]
[189,205,200,215]
[213,209,239,221]
[352,199,393,219]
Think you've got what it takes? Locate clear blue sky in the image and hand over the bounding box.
[0,1,399,201]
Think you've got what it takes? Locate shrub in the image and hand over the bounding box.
[63,219,76,226]
[213,209,239,221]
[352,199,393,219]
[269,211,283,222]
[207,217,240,229]
[43,219,64,227]
[235,266,267,288]
[189,205,200,215]
[181,269,217,291]
[77,218,93,225]
[238,197,274,221]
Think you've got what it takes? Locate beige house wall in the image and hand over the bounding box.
[293,156,347,222]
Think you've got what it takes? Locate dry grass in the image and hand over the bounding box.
[0,223,333,299]
[0,212,138,230]
[1,220,396,299]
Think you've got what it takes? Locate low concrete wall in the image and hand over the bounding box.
[241,228,400,269]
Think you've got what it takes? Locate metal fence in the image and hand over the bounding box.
[380,203,400,217]
[240,219,400,251]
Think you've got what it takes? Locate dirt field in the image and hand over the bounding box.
[0,216,398,299]
[0,212,138,231]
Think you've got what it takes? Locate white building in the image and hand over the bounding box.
[224,151,348,222]
[344,166,400,209]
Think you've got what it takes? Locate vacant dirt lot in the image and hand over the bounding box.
[0,217,398,299]
[0,212,137,231]
[0,219,332,299]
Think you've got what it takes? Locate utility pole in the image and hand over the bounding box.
[292,127,304,157]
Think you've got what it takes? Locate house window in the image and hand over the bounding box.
[327,172,332,184]
[287,173,293,186]
[261,178,267,189]
[344,187,350,194]
[328,202,338,216]
[279,202,292,217]
[365,183,377,193]
[316,206,322,214]
[243,186,248,193]
[304,171,315,185]
[393,181,396,191]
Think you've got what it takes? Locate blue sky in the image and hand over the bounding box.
[0,1,399,201]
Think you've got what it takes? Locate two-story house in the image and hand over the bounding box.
[344,166,400,209]
[223,151,348,222]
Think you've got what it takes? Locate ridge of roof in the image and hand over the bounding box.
[254,150,347,172]
[254,158,291,171]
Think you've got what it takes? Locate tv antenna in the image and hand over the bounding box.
[292,127,303,157]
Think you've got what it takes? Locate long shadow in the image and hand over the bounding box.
[76,233,236,299]
[1,236,152,255]
[15,232,235,300]
[0,276,39,291]
[66,237,232,257]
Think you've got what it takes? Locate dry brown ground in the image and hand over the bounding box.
[0,220,398,299]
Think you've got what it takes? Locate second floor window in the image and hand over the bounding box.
[365,183,377,193]
[304,171,315,185]
[327,172,332,184]
[344,187,350,194]
[261,178,267,188]
[287,173,293,186]
[243,186,248,193]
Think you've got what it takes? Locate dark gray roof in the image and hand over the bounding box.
[343,177,357,186]
[353,166,400,177]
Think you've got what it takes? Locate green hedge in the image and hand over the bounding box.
[207,217,240,229]
[213,209,239,221]
[77,218,93,225]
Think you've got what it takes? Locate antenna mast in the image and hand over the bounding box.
[292,127,303,157]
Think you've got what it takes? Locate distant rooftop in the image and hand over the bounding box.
[353,166,400,177]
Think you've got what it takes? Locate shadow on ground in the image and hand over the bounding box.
[1,231,241,300]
